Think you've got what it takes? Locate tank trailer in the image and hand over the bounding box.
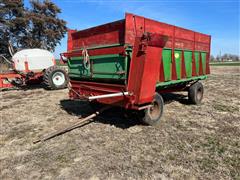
[0,48,68,90]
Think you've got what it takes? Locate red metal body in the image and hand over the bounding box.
[64,13,210,54]
[127,34,167,105]
[0,60,45,89]
[0,72,21,88]
[0,71,43,89]
[64,13,211,109]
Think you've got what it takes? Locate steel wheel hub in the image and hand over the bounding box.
[52,72,65,86]
[149,101,160,119]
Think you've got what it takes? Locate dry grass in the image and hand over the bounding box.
[0,66,239,179]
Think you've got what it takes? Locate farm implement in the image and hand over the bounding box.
[62,14,211,125]
[0,48,68,90]
[34,13,211,143]
[61,13,211,125]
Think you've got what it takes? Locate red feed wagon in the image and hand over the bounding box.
[62,13,211,125]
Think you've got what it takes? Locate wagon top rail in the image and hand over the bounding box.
[67,13,211,53]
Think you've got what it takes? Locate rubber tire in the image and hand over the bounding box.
[188,82,204,105]
[43,66,69,90]
[141,92,164,126]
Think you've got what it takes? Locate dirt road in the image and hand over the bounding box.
[0,66,239,179]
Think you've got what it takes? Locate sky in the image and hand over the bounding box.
[25,0,239,58]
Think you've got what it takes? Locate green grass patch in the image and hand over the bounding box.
[210,62,240,66]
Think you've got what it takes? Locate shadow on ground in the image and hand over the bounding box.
[0,83,46,92]
[60,99,141,129]
[162,93,190,105]
[59,92,190,129]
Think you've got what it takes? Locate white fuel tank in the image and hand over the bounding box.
[12,49,55,72]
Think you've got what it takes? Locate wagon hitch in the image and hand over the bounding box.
[33,105,111,144]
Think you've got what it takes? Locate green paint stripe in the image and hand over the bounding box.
[194,52,200,75]
[70,54,122,60]
[71,43,122,51]
[162,49,172,81]
[201,52,207,74]
[156,75,207,87]
[174,50,182,80]
[184,51,192,78]
[68,53,127,80]
[164,48,208,53]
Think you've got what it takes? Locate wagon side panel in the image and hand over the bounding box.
[125,13,211,84]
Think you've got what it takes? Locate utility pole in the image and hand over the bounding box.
[219,50,222,62]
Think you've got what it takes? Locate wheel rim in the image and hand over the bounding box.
[148,101,161,120]
[52,72,65,86]
[196,87,203,100]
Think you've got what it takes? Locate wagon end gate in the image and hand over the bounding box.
[127,33,168,105]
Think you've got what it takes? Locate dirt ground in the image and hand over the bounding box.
[0,66,239,180]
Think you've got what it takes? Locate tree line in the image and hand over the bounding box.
[0,0,67,58]
[210,54,240,62]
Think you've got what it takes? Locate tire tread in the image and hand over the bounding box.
[43,66,68,90]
